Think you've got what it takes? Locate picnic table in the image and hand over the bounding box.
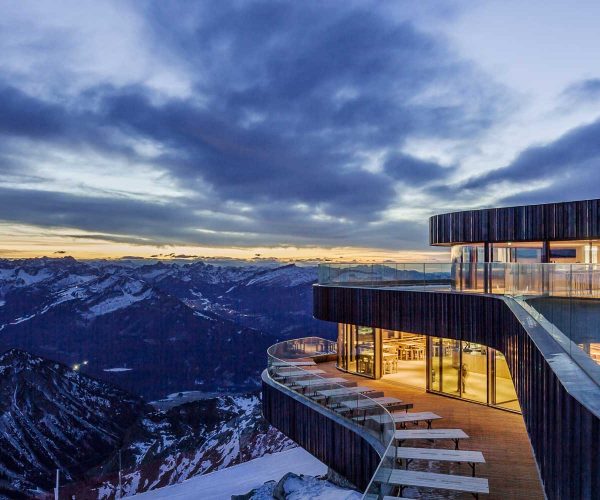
[271,360,316,367]
[272,368,325,382]
[374,468,489,499]
[340,396,411,421]
[394,428,469,450]
[391,411,442,429]
[317,386,377,404]
[294,377,350,394]
[393,447,485,476]
[342,396,403,411]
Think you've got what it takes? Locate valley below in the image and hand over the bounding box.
[0,257,336,498]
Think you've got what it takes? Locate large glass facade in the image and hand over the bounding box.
[338,324,521,412]
[428,336,519,411]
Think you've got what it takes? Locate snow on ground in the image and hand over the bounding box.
[250,474,361,500]
[87,288,153,316]
[245,266,315,287]
[131,448,328,499]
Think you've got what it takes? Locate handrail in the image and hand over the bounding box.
[265,337,396,498]
[317,262,600,381]
[318,262,600,298]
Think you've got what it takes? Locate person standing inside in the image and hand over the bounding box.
[461,363,468,394]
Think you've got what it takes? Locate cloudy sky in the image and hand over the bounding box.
[1,0,600,260]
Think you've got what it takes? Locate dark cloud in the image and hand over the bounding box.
[384,153,451,186]
[459,117,600,205]
[561,78,600,103]
[0,1,508,250]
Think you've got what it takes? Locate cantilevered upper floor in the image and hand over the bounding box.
[265,199,600,500]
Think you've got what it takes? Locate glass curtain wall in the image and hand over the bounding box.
[428,337,519,412]
[490,351,520,411]
[337,323,376,378]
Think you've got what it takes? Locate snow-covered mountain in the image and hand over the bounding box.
[0,258,333,399]
[0,350,293,498]
[67,394,294,499]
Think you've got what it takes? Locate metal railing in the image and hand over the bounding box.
[265,337,396,498]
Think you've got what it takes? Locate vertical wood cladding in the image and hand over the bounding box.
[313,285,600,500]
[261,374,381,491]
[429,198,600,245]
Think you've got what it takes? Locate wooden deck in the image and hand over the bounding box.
[317,361,544,500]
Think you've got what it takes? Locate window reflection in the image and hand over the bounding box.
[356,326,374,376]
[492,351,520,411]
[428,337,518,411]
[336,324,375,378]
[461,342,487,403]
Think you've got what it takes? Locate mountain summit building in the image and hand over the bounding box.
[263,198,600,499]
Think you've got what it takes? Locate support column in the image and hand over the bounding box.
[483,242,491,293]
[541,241,550,295]
[541,241,550,263]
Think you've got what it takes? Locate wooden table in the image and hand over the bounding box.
[295,376,349,392]
[341,396,410,421]
[273,368,325,383]
[394,428,469,450]
[271,360,316,367]
[392,411,442,429]
[374,468,489,499]
[318,386,377,404]
[393,446,485,476]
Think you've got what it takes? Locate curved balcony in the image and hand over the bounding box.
[262,337,398,497]
[313,263,600,500]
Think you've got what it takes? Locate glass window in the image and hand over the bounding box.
[429,337,441,392]
[355,326,375,377]
[492,350,520,411]
[337,323,346,371]
[460,342,487,403]
[491,243,542,263]
[441,339,461,397]
[549,240,600,263]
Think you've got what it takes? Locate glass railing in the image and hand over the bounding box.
[266,337,396,498]
[317,263,453,289]
[317,262,600,384]
[317,261,600,298]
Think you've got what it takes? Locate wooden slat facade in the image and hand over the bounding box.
[429,198,600,245]
[261,370,382,491]
[313,284,600,500]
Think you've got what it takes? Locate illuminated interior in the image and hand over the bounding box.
[337,324,520,412]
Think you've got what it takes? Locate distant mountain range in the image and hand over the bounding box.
[0,349,292,498]
[0,257,334,399]
[0,257,332,497]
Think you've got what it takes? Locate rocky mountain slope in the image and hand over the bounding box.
[0,350,292,498]
[0,349,145,498]
[66,394,293,499]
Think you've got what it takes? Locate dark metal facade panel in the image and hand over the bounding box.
[429,198,600,245]
[261,374,381,491]
[313,285,600,500]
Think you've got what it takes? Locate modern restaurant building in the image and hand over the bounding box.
[263,198,600,499]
